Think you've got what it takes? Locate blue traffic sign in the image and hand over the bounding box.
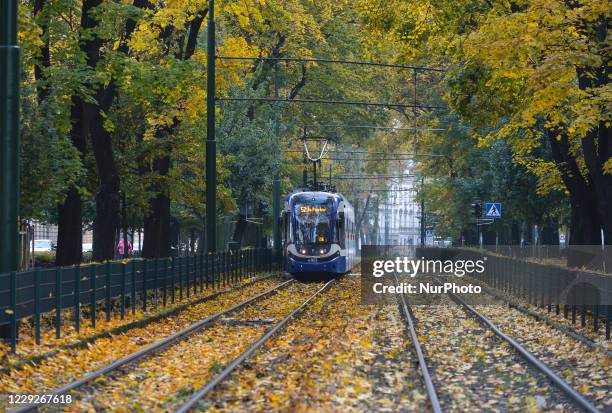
[485,202,502,218]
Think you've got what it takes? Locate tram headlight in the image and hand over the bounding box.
[319,248,326,254]
[300,248,307,255]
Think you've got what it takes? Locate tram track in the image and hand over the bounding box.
[447,276,611,410]
[395,273,606,412]
[444,289,603,413]
[394,273,442,413]
[469,279,611,356]
[8,279,297,413]
[174,279,336,412]
[201,275,425,412]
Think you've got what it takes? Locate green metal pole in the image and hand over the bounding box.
[0,0,20,273]
[272,65,281,263]
[205,0,217,253]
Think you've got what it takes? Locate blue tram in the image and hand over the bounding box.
[282,190,357,275]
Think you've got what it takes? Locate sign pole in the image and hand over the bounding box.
[205,0,216,252]
[0,0,20,272]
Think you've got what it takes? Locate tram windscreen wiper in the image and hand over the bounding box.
[293,199,333,245]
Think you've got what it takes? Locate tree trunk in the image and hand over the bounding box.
[510,220,521,245]
[142,193,171,257]
[55,98,85,266]
[541,217,559,245]
[549,131,603,267]
[56,187,83,265]
[142,156,171,258]
[89,103,120,261]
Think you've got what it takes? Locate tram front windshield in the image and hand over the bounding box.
[293,196,333,245]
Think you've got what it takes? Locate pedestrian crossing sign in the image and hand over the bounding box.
[485,202,502,218]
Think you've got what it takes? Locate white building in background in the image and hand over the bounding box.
[377,164,422,246]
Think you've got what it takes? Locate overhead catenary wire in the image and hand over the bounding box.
[217,97,446,110]
[331,175,418,180]
[215,55,446,72]
[303,124,445,132]
[283,150,446,158]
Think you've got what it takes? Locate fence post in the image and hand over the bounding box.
[10,271,16,353]
[184,255,189,299]
[199,252,204,292]
[606,305,610,340]
[233,250,237,283]
[34,268,41,345]
[153,257,159,307]
[106,261,112,321]
[120,262,126,320]
[90,264,96,328]
[226,251,230,285]
[55,267,62,339]
[142,259,147,312]
[217,252,221,289]
[74,265,81,332]
[179,256,183,300]
[171,257,176,303]
[222,251,227,286]
[163,258,168,307]
[211,253,215,289]
[193,253,198,294]
[131,260,136,315]
[204,253,209,289]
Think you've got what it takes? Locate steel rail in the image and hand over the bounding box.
[9,279,295,413]
[394,274,443,413]
[446,288,602,413]
[217,97,446,110]
[174,279,337,413]
[215,55,446,72]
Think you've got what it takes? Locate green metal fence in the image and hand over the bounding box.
[417,247,612,339]
[0,248,274,353]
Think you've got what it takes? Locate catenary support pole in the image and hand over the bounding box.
[272,65,281,262]
[0,0,20,273]
[205,0,216,252]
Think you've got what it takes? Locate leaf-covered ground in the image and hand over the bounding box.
[474,304,611,411]
[0,277,283,411]
[2,274,609,412]
[510,302,610,351]
[64,281,326,412]
[0,273,272,367]
[469,277,611,351]
[411,300,578,413]
[206,276,428,412]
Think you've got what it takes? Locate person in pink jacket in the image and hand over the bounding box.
[117,239,133,256]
